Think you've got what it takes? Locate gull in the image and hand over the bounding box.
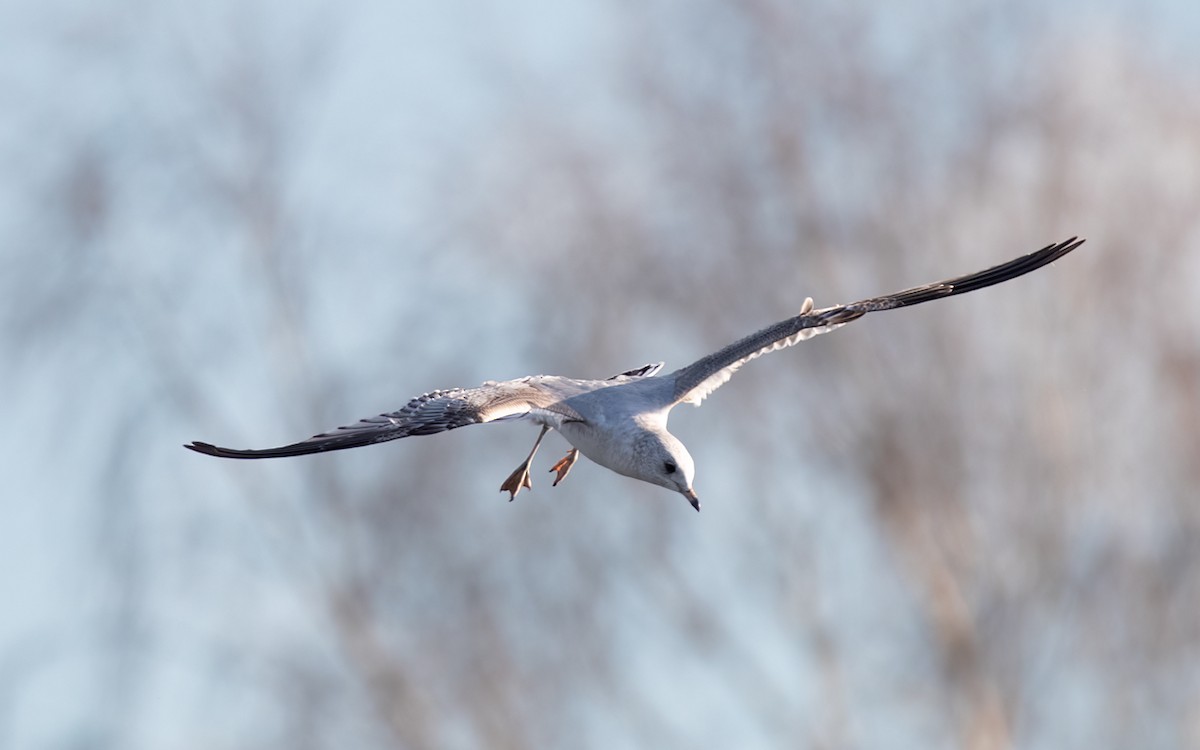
[186,237,1083,511]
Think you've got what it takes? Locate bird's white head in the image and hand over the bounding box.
[633,431,700,511]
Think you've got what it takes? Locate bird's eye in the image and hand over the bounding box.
[664,461,677,475]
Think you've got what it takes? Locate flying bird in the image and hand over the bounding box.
[186,237,1084,511]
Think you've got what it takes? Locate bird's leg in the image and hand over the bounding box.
[548,448,580,487]
[500,426,549,501]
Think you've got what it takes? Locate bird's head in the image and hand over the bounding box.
[633,430,699,511]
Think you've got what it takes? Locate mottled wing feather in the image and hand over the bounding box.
[670,237,1084,406]
[184,378,581,459]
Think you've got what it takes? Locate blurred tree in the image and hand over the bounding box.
[2,1,1199,750]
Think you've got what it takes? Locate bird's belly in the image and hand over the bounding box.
[557,421,635,478]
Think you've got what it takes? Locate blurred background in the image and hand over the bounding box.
[3,0,1200,748]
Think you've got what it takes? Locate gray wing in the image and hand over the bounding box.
[185,377,586,459]
[670,237,1084,406]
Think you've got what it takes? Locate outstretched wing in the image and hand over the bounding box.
[670,236,1084,407]
[185,377,585,459]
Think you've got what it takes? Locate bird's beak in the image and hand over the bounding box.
[683,488,700,512]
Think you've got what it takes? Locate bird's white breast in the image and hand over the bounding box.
[555,377,672,480]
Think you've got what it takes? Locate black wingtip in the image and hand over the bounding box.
[184,440,283,459]
[925,235,1086,301]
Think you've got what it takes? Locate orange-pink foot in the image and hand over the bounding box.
[548,449,580,487]
[500,461,534,500]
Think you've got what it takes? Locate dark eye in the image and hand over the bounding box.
[664,461,677,475]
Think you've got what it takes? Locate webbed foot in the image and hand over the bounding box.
[500,425,549,501]
[549,449,580,487]
[500,461,534,500]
